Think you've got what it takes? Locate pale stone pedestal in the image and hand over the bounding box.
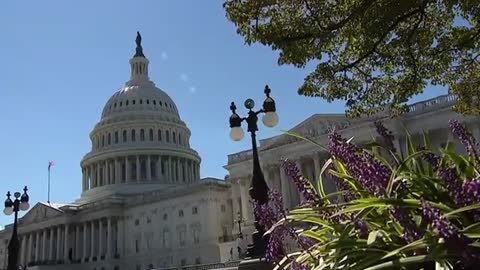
[238,258,272,270]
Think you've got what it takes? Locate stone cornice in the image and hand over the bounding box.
[81,145,201,165]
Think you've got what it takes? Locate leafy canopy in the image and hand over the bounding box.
[223,0,480,117]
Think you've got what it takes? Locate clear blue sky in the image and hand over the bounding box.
[0,0,446,227]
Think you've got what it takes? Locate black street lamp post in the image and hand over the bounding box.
[3,186,30,270]
[228,85,279,259]
[235,212,244,239]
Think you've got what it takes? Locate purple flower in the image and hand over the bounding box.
[438,166,463,205]
[374,121,396,153]
[461,179,480,220]
[420,149,440,170]
[353,218,368,238]
[421,200,479,264]
[282,159,321,205]
[389,207,422,242]
[327,131,391,197]
[253,190,288,230]
[298,236,318,249]
[449,120,479,159]
[327,163,357,202]
[291,261,310,270]
[266,225,288,262]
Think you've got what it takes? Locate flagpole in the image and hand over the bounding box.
[48,166,51,204]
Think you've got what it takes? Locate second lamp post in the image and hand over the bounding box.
[229,85,279,259]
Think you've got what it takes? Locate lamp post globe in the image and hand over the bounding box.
[262,111,278,127]
[230,127,245,141]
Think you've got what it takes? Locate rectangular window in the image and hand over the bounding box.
[179,229,186,247]
[135,219,140,226]
[178,209,184,217]
[193,227,200,244]
[135,239,140,253]
[192,207,198,215]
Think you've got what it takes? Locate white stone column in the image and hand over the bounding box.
[99,219,104,258]
[87,167,91,189]
[48,227,54,261]
[27,233,33,265]
[147,155,152,181]
[82,168,86,191]
[125,156,130,183]
[117,217,124,257]
[239,178,250,221]
[96,164,101,186]
[136,156,141,182]
[107,217,112,258]
[82,222,88,261]
[75,225,80,261]
[156,156,162,182]
[279,165,291,209]
[20,235,26,265]
[64,224,69,262]
[114,158,119,184]
[56,226,62,261]
[167,157,172,182]
[41,229,47,261]
[90,221,95,259]
[103,161,107,185]
[34,231,40,262]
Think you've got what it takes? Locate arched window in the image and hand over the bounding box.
[166,130,170,142]
[102,135,105,147]
[160,101,163,106]
[172,132,176,143]
[115,131,119,144]
[140,129,145,141]
[153,100,157,105]
[178,133,182,145]
[149,129,154,141]
[108,133,111,145]
[140,99,143,104]
[119,101,123,107]
[126,100,129,106]
[133,99,136,105]
[96,137,99,149]
[157,129,162,141]
[123,130,127,142]
[131,129,136,141]
[146,99,150,104]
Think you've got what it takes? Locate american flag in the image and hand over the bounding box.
[48,161,55,170]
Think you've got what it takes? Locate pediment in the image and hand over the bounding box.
[20,202,64,224]
[260,114,352,150]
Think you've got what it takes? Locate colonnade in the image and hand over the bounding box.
[17,217,124,266]
[235,151,340,222]
[82,155,200,191]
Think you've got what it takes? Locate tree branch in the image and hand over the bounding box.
[337,1,429,72]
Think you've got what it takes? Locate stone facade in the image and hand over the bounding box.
[225,94,480,248]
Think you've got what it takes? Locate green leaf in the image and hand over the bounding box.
[444,203,480,218]
[367,230,380,245]
[281,130,327,151]
[364,255,434,270]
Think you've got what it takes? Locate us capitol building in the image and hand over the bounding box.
[1,33,479,270]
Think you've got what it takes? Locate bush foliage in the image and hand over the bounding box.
[255,120,480,270]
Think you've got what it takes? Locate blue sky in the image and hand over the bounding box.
[0,0,446,227]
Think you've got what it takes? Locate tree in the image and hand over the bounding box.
[223,0,480,117]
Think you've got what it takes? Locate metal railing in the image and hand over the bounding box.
[153,260,240,270]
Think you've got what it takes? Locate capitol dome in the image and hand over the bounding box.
[78,32,201,203]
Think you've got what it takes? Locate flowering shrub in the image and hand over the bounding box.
[255,120,480,270]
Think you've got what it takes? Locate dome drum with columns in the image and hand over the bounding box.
[79,32,201,203]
